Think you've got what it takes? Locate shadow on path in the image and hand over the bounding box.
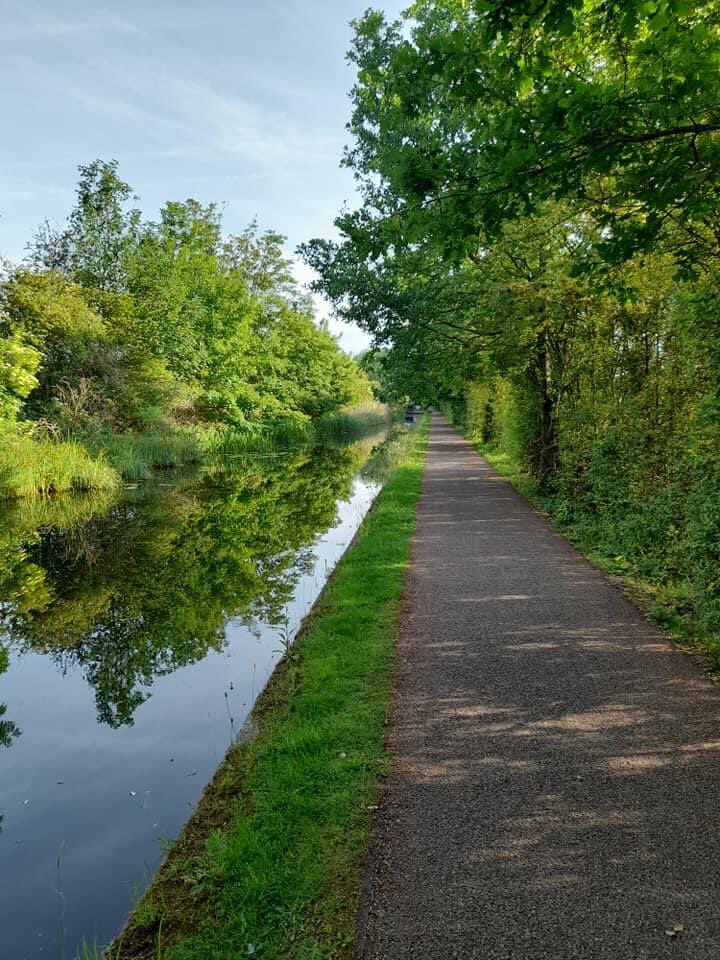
[360,415,720,960]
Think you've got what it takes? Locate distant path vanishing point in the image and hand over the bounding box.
[359,414,720,960]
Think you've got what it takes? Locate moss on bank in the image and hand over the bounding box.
[108,416,429,960]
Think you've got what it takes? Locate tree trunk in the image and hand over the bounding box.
[533,328,559,485]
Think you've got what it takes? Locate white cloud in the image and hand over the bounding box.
[2,1,140,38]
[0,0,395,274]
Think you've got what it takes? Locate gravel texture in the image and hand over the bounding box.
[358,415,720,960]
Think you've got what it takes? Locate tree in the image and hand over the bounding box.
[222,221,300,303]
[334,3,720,268]
[1,270,106,412]
[28,159,140,291]
[0,156,373,486]
[0,318,39,422]
[127,200,257,422]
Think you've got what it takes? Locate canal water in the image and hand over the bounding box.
[0,434,393,959]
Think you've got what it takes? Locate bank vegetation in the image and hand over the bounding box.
[1,161,376,498]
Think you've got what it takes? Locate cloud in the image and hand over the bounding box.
[6,41,342,180]
[0,0,368,270]
[2,1,140,38]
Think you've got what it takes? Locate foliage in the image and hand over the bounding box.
[0,329,39,420]
[331,2,720,267]
[28,158,140,291]
[0,160,369,498]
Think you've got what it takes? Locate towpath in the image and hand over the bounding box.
[359,414,720,959]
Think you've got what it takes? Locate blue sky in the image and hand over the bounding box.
[0,0,406,352]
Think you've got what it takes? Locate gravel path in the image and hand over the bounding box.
[359,415,720,959]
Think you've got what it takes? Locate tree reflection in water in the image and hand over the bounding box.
[0,441,372,728]
[0,649,20,749]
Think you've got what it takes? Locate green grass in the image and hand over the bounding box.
[85,427,207,481]
[77,407,392,483]
[312,406,390,445]
[207,406,392,461]
[0,430,120,499]
[112,416,430,960]
[0,407,393,498]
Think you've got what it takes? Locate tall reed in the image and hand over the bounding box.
[0,432,120,499]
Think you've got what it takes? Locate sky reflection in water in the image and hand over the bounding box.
[0,437,385,959]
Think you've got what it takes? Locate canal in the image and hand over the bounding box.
[0,431,394,959]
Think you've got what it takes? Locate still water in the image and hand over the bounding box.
[0,435,390,959]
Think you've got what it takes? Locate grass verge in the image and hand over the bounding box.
[109,415,430,960]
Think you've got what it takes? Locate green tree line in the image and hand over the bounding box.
[303,1,720,654]
[0,160,373,497]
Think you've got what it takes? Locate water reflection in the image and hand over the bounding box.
[0,434,386,959]
[0,444,366,729]
[0,649,19,751]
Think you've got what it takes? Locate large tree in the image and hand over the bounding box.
[335,1,720,267]
[29,159,140,291]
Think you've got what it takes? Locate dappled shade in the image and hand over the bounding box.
[361,419,720,959]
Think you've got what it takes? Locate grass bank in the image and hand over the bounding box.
[0,406,392,499]
[0,429,120,499]
[108,416,429,960]
[208,405,391,461]
[457,431,720,674]
[82,407,392,483]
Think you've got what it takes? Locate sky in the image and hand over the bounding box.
[0,0,407,353]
